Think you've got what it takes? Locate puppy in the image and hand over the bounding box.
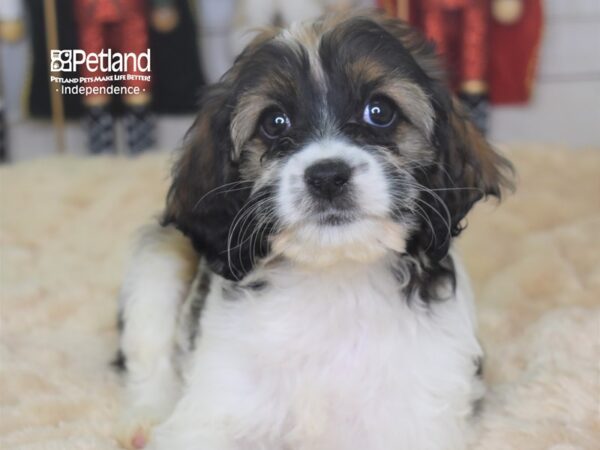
[115,11,513,450]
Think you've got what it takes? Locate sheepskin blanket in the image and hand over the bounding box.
[1,146,599,450]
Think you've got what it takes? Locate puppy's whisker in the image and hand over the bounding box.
[413,197,452,246]
[192,180,254,211]
[228,202,264,274]
[406,203,437,250]
[225,192,273,277]
[238,204,277,274]
[250,210,278,268]
[231,202,274,256]
[399,181,453,240]
[394,169,453,221]
[225,196,263,278]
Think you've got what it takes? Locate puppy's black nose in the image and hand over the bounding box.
[304,159,352,200]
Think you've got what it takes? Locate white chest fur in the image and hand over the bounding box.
[156,257,482,450]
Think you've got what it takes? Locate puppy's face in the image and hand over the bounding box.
[165,13,513,280]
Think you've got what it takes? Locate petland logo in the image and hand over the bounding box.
[50,49,151,73]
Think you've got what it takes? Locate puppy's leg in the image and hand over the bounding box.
[146,385,240,450]
[116,223,198,449]
[146,350,265,450]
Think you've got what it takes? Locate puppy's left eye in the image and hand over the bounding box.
[363,96,397,128]
[260,109,291,139]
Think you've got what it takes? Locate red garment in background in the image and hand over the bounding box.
[408,0,489,90]
[489,0,543,104]
[377,0,543,104]
[73,0,151,92]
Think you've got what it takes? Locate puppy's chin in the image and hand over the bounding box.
[270,218,407,269]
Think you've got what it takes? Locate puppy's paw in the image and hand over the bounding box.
[132,428,150,449]
[115,404,171,450]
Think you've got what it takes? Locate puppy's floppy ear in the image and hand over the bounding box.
[162,83,251,279]
[369,12,515,259]
[414,93,515,260]
[163,29,281,280]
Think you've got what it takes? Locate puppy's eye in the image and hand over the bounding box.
[260,109,291,139]
[362,96,397,128]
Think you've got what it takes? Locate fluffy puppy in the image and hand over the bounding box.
[116,11,513,450]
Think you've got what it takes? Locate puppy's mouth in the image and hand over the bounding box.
[308,192,361,226]
[314,209,358,226]
[293,205,391,232]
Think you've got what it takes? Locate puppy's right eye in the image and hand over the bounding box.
[260,109,291,139]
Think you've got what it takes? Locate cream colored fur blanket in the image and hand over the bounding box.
[1,146,599,449]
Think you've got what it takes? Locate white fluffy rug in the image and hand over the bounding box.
[1,146,599,449]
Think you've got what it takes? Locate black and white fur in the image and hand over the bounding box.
[115,12,513,450]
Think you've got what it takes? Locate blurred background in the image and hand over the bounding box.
[0,0,599,162]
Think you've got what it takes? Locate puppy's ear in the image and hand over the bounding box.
[162,83,251,279]
[163,30,281,280]
[414,94,515,260]
[370,13,514,259]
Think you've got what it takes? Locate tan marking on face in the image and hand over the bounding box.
[269,218,407,268]
[382,79,435,138]
[238,138,280,185]
[231,93,271,158]
[347,57,387,84]
[345,58,435,138]
[382,126,434,170]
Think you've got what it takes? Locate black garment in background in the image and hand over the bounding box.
[149,0,205,114]
[25,0,83,119]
